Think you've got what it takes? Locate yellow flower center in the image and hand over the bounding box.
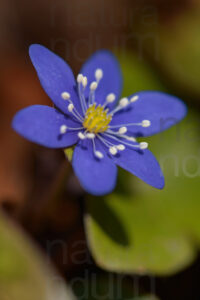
[83,104,112,133]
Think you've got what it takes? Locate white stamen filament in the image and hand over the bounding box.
[67,103,84,123]
[60,125,84,135]
[77,76,87,113]
[109,120,151,129]
[109,97,129,115]
[89,81,98,105]
[91,138,104,159]
[62,92,84,121]
[103,132,141,150]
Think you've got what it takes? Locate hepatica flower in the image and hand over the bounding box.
[12,45,187,195]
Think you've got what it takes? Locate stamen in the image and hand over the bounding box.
[103,132,139,150]
[118,127,127,134]
[86,132,96,139]
[119,97,129,107]
[89,81,98,105]
[109,146,118,155]
[77,73,83,83]
[67,103,84,123]
[97,134,125,153]
[61,92,70,100]
[95,69,103,82]
[91,138,104,159]
[82,76,88,88]
[109,97,129,115]
[139,142,148,150]
[109,120,151,129]
[142,120,151,127]
[61,92,84,121]
[60,125,84,135]
[77,75,87,113]
[90,81,98,91]
[68,103,74,112]
[60,125,67,134]
[116,144,125,151]
[106,93,116,103]
[103,93,116,107]
[95,151,104,159]
[78,132,85,140]
[130,95,139,102]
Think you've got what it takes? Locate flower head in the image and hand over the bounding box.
[12,45,187,195]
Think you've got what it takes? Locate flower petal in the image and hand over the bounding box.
[29,44,82,115]
[112,146,164,189]
[12,105,79,148]
[72,139,117,196]
[111,91,187,137]
[80,50,123,109]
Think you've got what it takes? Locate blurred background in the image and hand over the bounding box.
[1,0,200,299]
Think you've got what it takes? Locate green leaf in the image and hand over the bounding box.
[149,5,200,100]
[85,111,200,275]
[0,212,75,300]
[118,52,166,97]
[64,147,75,162]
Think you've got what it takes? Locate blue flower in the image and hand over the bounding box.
[12,44,187,196]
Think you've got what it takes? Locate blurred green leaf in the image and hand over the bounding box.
[64,147,75,162]
[118,51,166,97]
[85,111,200,275]
[0,212,75,300]
[152,5,200,100]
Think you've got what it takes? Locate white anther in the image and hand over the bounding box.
[90,81,98,91]
[106,93,116,103]
[95,69,103,81]
[130,95,139,103]
[82,76,88,88]
[116,144,125,151]
[77,73,83,83]
[118,126,127,134]
[68,103,74,112]
[86,132,95,139]
[139,142,148,150]
[78,132,85,140]
[119,97,129,107]
[60,125,67,134]
[109,146,118,155]
[142,120,151,127]
[95,151,104,159]
[61,92,70,100]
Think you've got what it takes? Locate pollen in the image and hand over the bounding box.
[83,104,112,133]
